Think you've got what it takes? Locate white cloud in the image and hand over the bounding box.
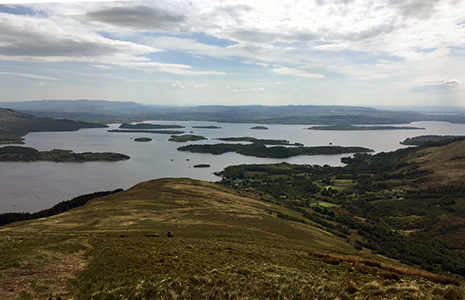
[273,67,324,78]
[115,61,227,75]
[172,81,185,88]
[0,71,59,80]
[341,61,406,80]
[442,79,461,86]
[232,87,264,93]
[192,83,211,88]
[1,0,465,106]
[0,10,227,76]
[256,63,269,68]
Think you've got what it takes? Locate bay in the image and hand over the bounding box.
[1,121,464,213]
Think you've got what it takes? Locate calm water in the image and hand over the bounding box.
[1,121,464,213]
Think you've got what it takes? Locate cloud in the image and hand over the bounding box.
[256,63,269,68]
[232,87,264,93]
[442,79,461,86]
[192,83,211,88]
[0,71,58,80]
[0,10,227,76]
[1,0,465,106]
[172,81,185,88]
[118,61,227,75]
[0,12,157,61]
[341,60,406,80]
[273,67,324,78]
[390,0,439,19]
[171,82,212,89]
[417,78,462,89]
[85,5,186,31]
[147,36,225,58]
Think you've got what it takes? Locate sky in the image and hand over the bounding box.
[0,0,464,107]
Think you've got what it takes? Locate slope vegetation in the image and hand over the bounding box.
[405,139,465,187]
[0,178,462,299]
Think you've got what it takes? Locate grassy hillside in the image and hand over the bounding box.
[1,178,463,299]
[405,139,465,187]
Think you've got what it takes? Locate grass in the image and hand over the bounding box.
[1,178,463,299]
[314,179,356,191]
[407,139,465,187]
[310,202,340,208]
[308,250,460,285]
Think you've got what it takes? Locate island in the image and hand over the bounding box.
[401,135,465,145]
[250,126,268,130]
[0,146,130,162]
[192,125,222,129]
[193,164,211,168]
[308,125,425,131]
[108,129,184,135]
[168,134,207,142]
[177,143,373,158]
[215,137,303,146]
[120,123,185,129]
[134,137,152,142]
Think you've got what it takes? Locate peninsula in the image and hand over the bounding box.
[401,135,465,145]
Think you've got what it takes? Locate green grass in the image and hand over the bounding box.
[310,202,340,208]
[314,179,356,191]
[1,178,463,299]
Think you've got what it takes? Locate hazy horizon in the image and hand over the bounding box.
[0,0,464,107]
[3,99,465,113]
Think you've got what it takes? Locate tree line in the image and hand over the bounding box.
[0,189,123,227]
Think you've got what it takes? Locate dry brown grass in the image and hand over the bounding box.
[407,140,465,187]
[308,250,460,286]
[0,250,88,299]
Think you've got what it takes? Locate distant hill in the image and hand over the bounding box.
[0,107,107,144]
[0,99,146,113]
[0,177,462,299]
[3,100,465,124]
